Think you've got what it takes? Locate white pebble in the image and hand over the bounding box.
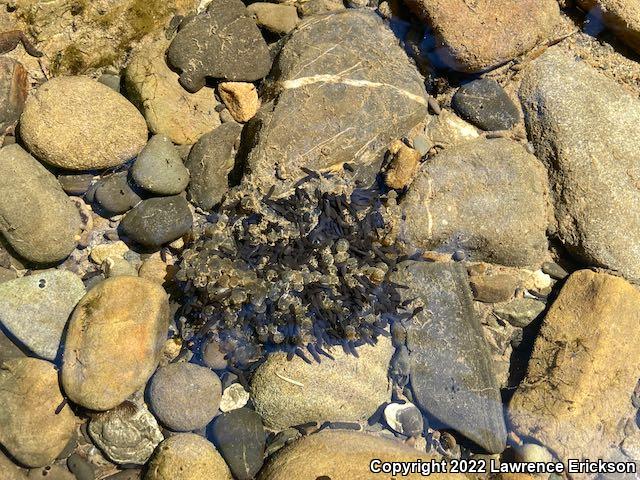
[219,383,250,412]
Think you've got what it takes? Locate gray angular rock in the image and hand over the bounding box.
[452,79,520,131]
[167,0,272,93]
[94,171,142,215]
[244,10,428,195]
[0,145,81,264]
[400,138,549,267]
[88,402,163,465]
[208,408,265,480]
[389,261,507,453]
[493,298,546,328]
[148,363,222,432]
[185,123,243,210]
[519,48,640,280]
[120,196,193,249]
[0,270,85,360]
[131,135,189,195]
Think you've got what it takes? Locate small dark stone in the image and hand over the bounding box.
[452,79,519,131]
[208,408,266,480]
[185,123,243,211]
[58,174,94,196]
[452,250,466,261]
[167,0,272,92]
[94,171,141,215]
[67,453,95,480]
[541,261,569,280]
[120,196,193,249]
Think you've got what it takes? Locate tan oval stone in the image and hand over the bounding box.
[251,337,393,430]
[61,276,170,411]
[20,76,148,170]
[258,430,464,480]
[125,39,221,145]
[145,434,232,480]
[0,358,77,468]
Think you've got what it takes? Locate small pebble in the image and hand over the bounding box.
[130,135,189,195]
[67,453,95,480]
[219,383,250,412]
[384,402,424,437]
[94,171,142,215]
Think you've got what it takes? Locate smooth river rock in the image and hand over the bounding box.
[520,48,640,280]
[244,10,428,195]
[509,270,640,464]
[145,434,232,480]
[258,430,464,480]
[20,77,148,171]
[390,261,507,454]
[0,270,85,360]
[400,139,549,267]
[208,408,265,480]
[148,363,222,432]
[251,337,393,430]
[0,145,81,264]
[0,358,77,467]
[130,135,189,196]
[404,0,561,72]
[119,196,193,249]
[61,276,170,410]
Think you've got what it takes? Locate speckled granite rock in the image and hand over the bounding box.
[400,139,549,267]
[520,49,640,280]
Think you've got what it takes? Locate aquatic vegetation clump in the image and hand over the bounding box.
[177,173,415,364]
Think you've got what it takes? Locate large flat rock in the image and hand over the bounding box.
[244,10,428,195]
[390,261,507,453]
[400,138,550,267]
[509,270,640,464]
[520,49,640,280]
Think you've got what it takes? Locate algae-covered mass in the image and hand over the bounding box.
[177,173,417,364]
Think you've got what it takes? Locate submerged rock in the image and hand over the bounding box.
[400,139,549,267]
[509,270,640,464]
[244,10,428,194]
[145,434,232,480]
[0,270,85,360]
[61,276,170,411]
[0,145,81,264]
[258,430,463,479]
[251,338,393,430]
[208,408,265,480]
[0,358,77,467]
[390,261,507,454]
